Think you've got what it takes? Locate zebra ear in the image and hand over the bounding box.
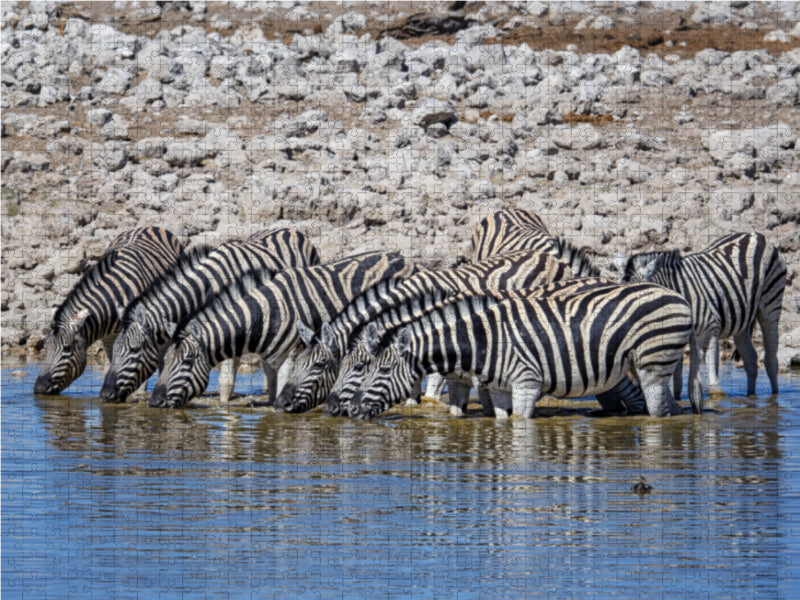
[364,322,380,355]
[115,303,126,319]
[640,257,660,281]
[395,327,412,355]
[613,253,627,276]
[321,322,335,351]
[297,321,315,346]
[162,318,177,339]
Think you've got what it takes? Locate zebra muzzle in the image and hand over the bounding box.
[33,374,60,395]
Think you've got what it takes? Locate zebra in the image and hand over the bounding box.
[149,251,414,408]
[618,232,786,397]
[34,227,186,395]
[347,280,703,420]
[472,208,601,278]
[331,278,641,419]
[99,228,319,404]
[274,249,578,416]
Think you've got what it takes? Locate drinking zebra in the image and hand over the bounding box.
[149,252,414,408]
[619,232,785,397]
[34,227,186,395]
[325,278,637,419]
[275,249,579,416]
[348,281,702,420]
[99,229,319,404]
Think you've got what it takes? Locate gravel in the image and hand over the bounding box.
[1,0,799,367]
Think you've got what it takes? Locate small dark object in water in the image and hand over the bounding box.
[633,477,653,497]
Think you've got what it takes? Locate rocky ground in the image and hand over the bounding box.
[2,1,799,369]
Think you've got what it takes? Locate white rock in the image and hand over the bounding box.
[764,30,791,43]
[411,97,456,130]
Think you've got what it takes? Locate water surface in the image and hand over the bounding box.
[3,363,798,598]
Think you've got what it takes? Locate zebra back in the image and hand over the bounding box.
[245,228,321,267]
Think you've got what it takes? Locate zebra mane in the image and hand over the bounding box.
[120,244,215,327]
[51,248,122,330]
[631,249,682,267]
[554,237,601,277]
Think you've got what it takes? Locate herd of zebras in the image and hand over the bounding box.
[33,209,786,420]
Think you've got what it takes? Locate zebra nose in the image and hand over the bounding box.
[324,393,341,416]
[274,384,296,412]
[99,372,118,402]
[34,374,59,395]
[149,384,167,407]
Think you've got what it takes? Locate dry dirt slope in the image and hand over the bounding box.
[1,1,799,369]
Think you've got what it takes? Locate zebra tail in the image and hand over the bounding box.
[688,328,703,415]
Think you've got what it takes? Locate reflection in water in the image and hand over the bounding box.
[3,364,798,598]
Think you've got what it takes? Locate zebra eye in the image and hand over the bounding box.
[353,362,365,371]
[379,364,392,374]
[63,345,73,353]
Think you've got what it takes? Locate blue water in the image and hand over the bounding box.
[3,363,799,599]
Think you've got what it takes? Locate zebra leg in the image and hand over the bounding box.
[636,367,681,417]
[406,378,422,406]
[758,311,780,395]
[477,384,495,417]
[489,388,512,419]
[733,330,759,396]
[261,359,278,403]
[672,360,683,401]
[512,384,542,419]
[277,356,295,396]
[422,373,446,403]
[447,379,471,417]
[705,332,726,398]
[218,357,240,403]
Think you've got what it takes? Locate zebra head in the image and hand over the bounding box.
[275,322,340,413]
[100,306,167,403]
[34,308,90,395]
[325,336,375,417]
[348,327,419,420]
[149,321,211,408]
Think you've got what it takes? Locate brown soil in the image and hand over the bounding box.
[54,2,800,58]
[485,11,800,58]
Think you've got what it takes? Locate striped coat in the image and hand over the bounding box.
[34,227,185,395]
[621,232,785,396]
[99,228,319,404]
[348,281,702,419]
[274,249,576,415]
[149,252,414,408]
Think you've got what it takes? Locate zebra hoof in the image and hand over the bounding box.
[708,390,728,400]
[493,407,510,419]
[449,405,465,417]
